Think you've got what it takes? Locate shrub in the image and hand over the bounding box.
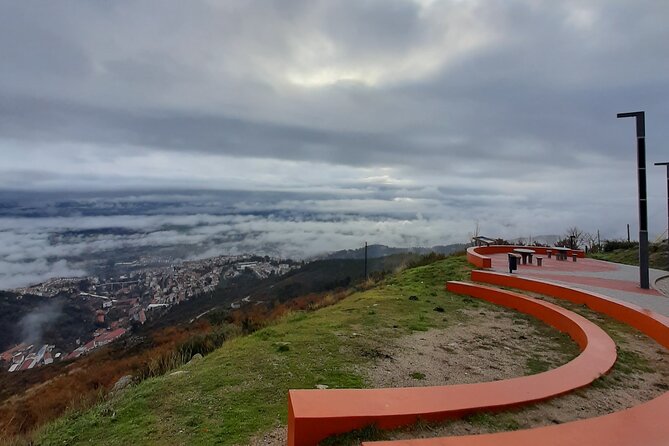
[603,240,639,252]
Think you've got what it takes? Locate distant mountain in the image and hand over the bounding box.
[509,235,561,246]
[316,243,468,260]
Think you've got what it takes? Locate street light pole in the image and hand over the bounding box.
[617,111,650,289]
[655,161,669,270]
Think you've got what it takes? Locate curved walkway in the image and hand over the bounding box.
[287,282,616,446]
[469,245,669,314]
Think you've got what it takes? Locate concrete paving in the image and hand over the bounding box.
[487,253,669,316]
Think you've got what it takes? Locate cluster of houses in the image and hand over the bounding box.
[64,328,127,361]
[0,343,59,372]
[0,327,129,372]
[2,255,299,373]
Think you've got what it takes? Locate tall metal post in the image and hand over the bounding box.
[655,162,669,270]
[627,224,631,242]
[364,241,368,280]
[617,111,649,288]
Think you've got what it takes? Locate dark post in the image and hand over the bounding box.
[655,162,669,269]
[627,224,631,242]
[617,111,649,288]
[364,241,368,280]
[597,229,601,250]
[570,235,575,250]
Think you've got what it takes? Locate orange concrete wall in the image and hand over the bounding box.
[472,270,669,350]
[362,273,669,446]
[466,247,491,268]
[287,282,616,446]
[466,245,585,270]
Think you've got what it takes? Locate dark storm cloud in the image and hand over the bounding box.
[0,0,668,253]
[1,0,667,172]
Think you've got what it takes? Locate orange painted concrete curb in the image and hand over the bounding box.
[363,272,669,445]
[467,245,585,270]
[287,282,615,446]
[472,271,669,350]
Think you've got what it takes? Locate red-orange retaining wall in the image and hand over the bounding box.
[363,273,669,446]
[466,245,585,270]
[287,281,616,446]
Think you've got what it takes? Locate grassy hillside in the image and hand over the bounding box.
[590,243,668,271]
[36,256,479,445]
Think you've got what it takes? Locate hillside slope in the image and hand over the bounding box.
[37,257,474,445]
[590,243,668,271]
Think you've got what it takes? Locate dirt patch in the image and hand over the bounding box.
[366,307,576,388]
[246,426,287,446]
[383,307,669,441]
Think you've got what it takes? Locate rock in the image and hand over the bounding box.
[315,384,329,390]
[408,295,419,301]
[187,353,203,365]
[170,370,189,377]
[111,375,133,394]
[433,306,445,313]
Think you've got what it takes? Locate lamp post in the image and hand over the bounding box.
[617,111,649,289]
[655,161,669,270]
[364,241,368,280]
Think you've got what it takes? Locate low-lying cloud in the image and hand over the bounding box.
[1,187,660,290]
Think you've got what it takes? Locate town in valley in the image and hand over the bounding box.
[1,255,297,372]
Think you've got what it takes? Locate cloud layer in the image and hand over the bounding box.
[0,1,668,288]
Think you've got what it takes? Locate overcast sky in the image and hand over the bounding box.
[1,0,668,241]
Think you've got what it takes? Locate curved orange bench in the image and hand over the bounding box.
[467,245,585,269]
[362,272,669,446]
[287,282,616,446]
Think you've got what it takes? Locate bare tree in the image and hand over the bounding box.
[583,232,598,252]
[564,227,586,249]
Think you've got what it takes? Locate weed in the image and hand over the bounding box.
[321,424,385,446]
[464,412,521,431]
[525,356,551,375]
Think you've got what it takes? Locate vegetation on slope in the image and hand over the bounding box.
[1,253,428,441]
[37,256,481,445]
[589,242,668,271]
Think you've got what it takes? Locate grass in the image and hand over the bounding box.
[590,244,668,271]
[36,256,477,445]
[464,412,521,432]
[36,252,650,445]
[527,295,661,390]
[525,356,551,375]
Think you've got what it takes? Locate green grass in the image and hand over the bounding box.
[525,356,551,375]
[36,253,617,445]
[36,256,478,445]
[464,412,521,432]
[530,295,660,390]
[590,244,668,271]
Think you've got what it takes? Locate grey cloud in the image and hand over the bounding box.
[0,0,668,282]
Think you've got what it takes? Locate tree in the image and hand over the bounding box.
[583,232,599,253]
[564,227,586,249]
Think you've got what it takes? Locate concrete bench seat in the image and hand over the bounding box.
[287,282,616,446]
[363,272,669,446]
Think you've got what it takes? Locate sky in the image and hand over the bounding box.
[1,1,669,288]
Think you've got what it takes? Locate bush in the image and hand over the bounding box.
[603,240,639,252]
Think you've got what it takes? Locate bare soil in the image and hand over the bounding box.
[385,306,669,441]
[366,307,573,388]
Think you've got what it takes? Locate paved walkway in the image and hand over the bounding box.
[487,254,669,316]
